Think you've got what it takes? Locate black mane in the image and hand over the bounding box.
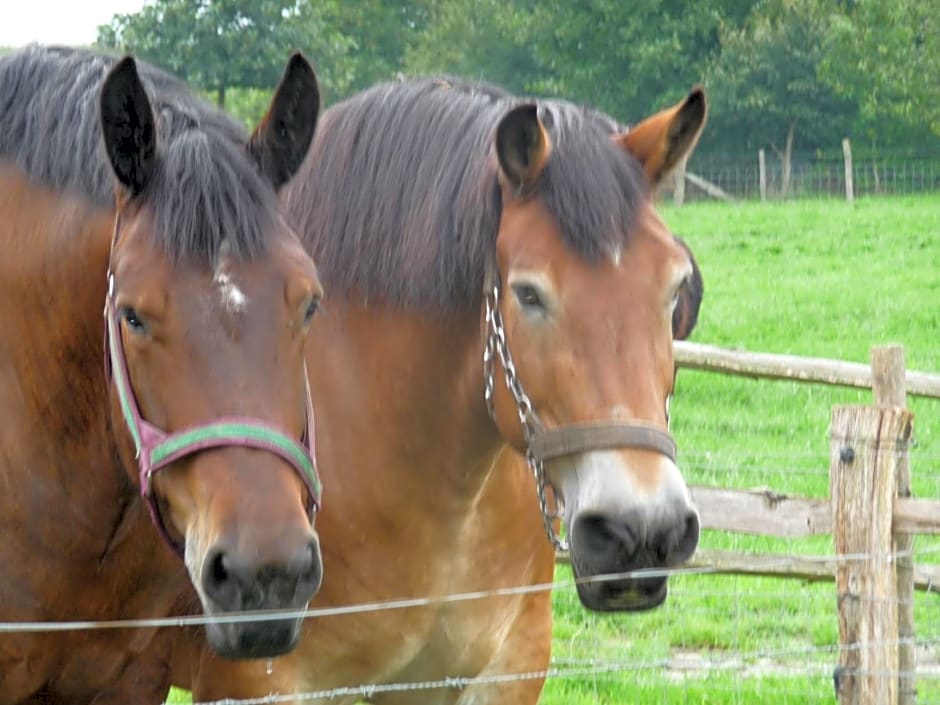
[284,75,647,311]
[0,44,276,262]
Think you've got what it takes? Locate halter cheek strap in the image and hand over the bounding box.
[103,221,321,557]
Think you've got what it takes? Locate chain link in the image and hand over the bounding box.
[483,281,568,551]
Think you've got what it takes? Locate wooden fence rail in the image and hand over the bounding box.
[689,486,940,538]
[555,549,940,593]
[674,340,940,399]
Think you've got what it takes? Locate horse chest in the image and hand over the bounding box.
[0,628,173,705]
[0,448,184,701]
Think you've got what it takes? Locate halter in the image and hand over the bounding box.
[482,270,677,551]
[103,214,322,557]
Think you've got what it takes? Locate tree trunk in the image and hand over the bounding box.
[217,84,226,109]
[672,154,687,206]
[780,122,794,200]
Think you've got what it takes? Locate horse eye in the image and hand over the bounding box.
[120,307,146,334]
[303,296,321,324]
[511,283,545,311]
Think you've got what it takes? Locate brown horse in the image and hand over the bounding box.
[176,78,706,703]
[0,45,325,703]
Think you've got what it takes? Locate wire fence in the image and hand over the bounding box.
[3,446,937,704]
[677,151,940,202]
[2,545,937,704]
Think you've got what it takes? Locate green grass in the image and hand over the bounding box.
[169,195,940,704]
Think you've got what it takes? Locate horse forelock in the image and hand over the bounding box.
[286,76,648,312]
[0,44,276,265]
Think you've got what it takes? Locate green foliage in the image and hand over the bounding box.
[317,1,430,96]
[403,0,536,93]
[222,87,275,129]
[96,0,353,108]
[518,0,722,122]
[91,1,940,164]
[821,1,940,138]
[702,0,857,154]
[403,0,730,124]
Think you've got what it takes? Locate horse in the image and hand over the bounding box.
[175,77,706,704]
[0,45,325,704]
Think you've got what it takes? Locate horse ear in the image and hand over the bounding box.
[671,235,703,341]
[100,56,157,195]
[495,104,551,194]
[248,52,320,192]
[616,87,707,187]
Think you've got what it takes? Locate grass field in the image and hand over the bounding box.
[169,195,940,704]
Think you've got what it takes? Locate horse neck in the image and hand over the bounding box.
[311,300,505,513]
[0,169,131,540]
[0,174,113,387]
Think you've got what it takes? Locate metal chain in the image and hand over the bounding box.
[483,281,569,551]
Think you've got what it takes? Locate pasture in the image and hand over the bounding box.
[163,194,940,704]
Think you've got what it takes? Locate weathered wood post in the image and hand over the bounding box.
[830,403,913,705]
[872,345,916,705]
[758,148,767,202]
[843,138,855,203]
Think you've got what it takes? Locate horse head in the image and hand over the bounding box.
[99,53,324,656]
[487,88,706,611]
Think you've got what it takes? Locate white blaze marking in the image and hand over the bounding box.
[608,245,622,266]
[213,267,247,313]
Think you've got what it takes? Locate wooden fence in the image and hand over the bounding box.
[558,341,940,705]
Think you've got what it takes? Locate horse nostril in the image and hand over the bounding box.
[201,538,322,612]
[211,551,229,584]
[675,510,700,563]
[653,510,700,566]
[295,540,322,596]
[575,514,639,561]
[290,542,313,577]
[202,548,242,609]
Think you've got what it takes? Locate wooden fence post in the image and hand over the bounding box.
[758,148,767,201]
[830,404,912,705]
[872,345,916,705]
[843,138,855,203]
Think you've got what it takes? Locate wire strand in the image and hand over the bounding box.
[1,548,935,634]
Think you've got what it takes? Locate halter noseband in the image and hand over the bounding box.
[103,214,321,557]
[482,267,677,551]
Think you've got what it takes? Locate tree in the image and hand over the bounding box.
[821,1,940,139]
[403,0,538,94]
[97,0,351,108]
[516,0,727,124]
[704,0,857,196]
[322,0,431,94]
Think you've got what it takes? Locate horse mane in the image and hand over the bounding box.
[0,44,276,263]
[285,75,647,311]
